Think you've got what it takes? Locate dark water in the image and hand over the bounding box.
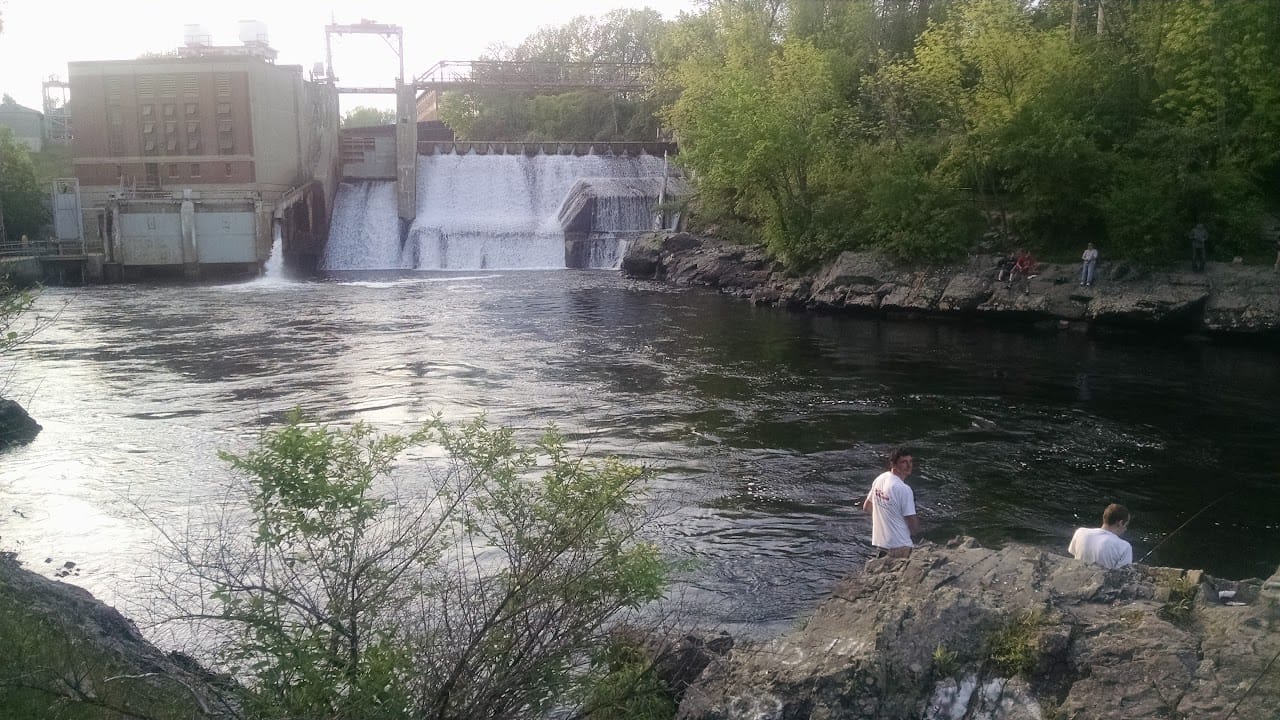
[2,271,1278,635]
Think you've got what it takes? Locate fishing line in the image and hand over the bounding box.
[1138,491,1234,564]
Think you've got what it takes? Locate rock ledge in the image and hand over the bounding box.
[674,538,1280,720]
[623,233,1280,339]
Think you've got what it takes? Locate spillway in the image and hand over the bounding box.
[321,152,675,271]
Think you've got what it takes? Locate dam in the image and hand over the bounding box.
[322,147,683,272]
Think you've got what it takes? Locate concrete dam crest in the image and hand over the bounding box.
[320,152,681,271]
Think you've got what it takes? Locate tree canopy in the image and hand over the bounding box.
[653,0,1280,267]
[438,9,669,142]
[341,106,397,129]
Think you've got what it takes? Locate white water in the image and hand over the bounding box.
[319,181,402,271]
[263,225,285,279]
[323,153,671,271]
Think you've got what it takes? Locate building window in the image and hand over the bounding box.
[136,75,154,98]
[185,103,198,116]
[186,121,199,134]
[216,102,231,115]
[168,164,179,179]
[142,121,155,134]
[224,163,233,178]
[215,73,231,97]
[218,133,234,152]
[183,74,199,98]
[166,137,178,151]
[160,75,178,97]
[141,105,154,117]
[187,136,200,151]
[190,163,201,178]
[163,104,176,117]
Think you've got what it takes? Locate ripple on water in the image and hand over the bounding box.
[4,277,1280,638]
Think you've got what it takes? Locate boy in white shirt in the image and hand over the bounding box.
[862,448,919,558]
[1068,503,1133,569]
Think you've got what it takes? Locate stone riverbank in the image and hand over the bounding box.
[667,538,1280,720]
[622,233,1280,340]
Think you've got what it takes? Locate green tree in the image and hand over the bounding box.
[341,106,397,129]
[151,413,667,720]
[0,126,50,242]
[439,9,669,141]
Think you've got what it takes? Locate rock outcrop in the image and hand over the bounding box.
[674,538,1280,720]
[623,233,1280,339]
[0,553,237,717]
[0,397,42,449]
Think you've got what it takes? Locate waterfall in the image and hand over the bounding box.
[321,152,673,271]
[320,181,403,271]
[263,223,285,280]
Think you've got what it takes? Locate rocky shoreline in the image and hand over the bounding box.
[669,538,1280,720]
[0,552,237,717]
[4,539,1277,719]
[621,233,1280,341]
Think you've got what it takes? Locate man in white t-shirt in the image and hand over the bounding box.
[862,448,919,558]
[1068,503,1133,569]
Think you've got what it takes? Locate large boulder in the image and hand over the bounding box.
[0,398,41,449]
[675,538,1280,720]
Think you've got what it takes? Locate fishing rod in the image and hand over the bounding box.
[1138,491,1234,564]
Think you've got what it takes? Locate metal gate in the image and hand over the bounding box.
[195,210,257,263]
[51,178,84,246]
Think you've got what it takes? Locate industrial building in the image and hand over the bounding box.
[0,99,45,152]
[67,21,338,279]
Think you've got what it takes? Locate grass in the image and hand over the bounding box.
[1158,575,1199,626]
[988,610,1045,677]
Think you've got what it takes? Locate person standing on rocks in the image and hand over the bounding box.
[1068,503,1133,569]
[1190,222,1208,272]
[1012,249,1036,295]
[1080,242,1099,287]
[862,448,919,558]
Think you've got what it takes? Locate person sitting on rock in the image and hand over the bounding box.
[1068,503,1133,569]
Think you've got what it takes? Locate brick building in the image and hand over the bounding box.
[68,27,338,278]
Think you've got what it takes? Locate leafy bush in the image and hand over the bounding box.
[151,413,667,720]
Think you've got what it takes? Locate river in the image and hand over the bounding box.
[2,271,1278,636]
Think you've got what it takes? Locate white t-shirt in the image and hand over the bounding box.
[1068,527,1132,569]
[867,470,916,549]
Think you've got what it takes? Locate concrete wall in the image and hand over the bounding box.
[248,64,308,194]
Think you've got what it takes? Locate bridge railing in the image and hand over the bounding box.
[415,60,653,92]
[0,237,87,258]
[418,141,677,157]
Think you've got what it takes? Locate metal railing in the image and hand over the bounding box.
[0,237,87,258]
[415,60,653,92]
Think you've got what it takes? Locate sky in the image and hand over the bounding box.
[0,0,699,114]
